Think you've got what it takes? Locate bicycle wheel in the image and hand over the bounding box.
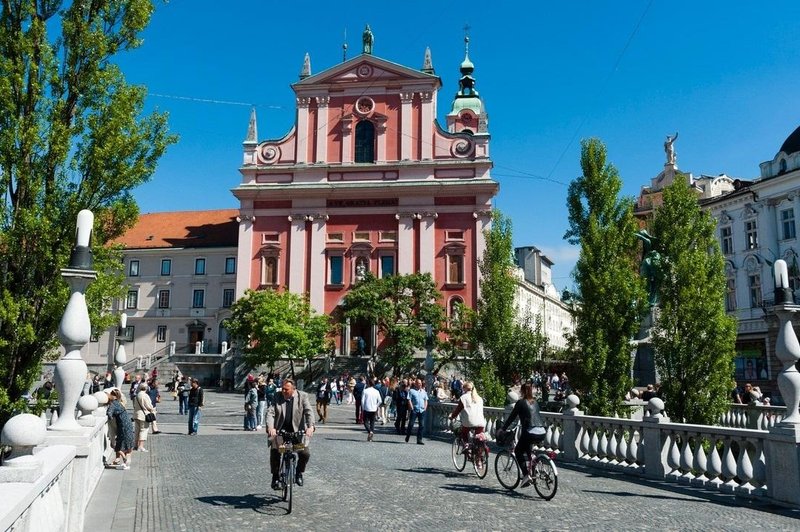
[472,443,489,479]
[451,437,466,472]
[532,455,558,500]
[494,450,520,490]
[285,461,294,513]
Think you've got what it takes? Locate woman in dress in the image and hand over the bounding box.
[106,389,135,469]
[133,383,157,452]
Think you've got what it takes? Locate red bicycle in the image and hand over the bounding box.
[450,420,490,478]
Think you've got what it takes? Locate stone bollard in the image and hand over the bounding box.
[77,395,99,426]
[0,414,47,482]
[642,398,670,481]
[195,341,202,355]
[560,394,583,462]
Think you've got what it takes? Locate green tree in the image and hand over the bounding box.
[0,1,176,418]
[465,210,549,406]
[343,273,445,375]
[650,178,737,424]
[564,138,646,416]
[226,289,333,377]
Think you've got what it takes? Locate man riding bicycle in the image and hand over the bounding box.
[498,382,546,487]
[267,378,315,490]
[448,381,487,444]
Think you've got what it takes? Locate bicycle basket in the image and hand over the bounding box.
[450,418,462,432]
[496,429,515,446]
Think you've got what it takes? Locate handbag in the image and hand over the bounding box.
[145,412,157,423]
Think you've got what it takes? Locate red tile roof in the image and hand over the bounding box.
[111,209,239,249]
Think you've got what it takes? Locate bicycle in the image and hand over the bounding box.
[276,430,306,514]
[450,419,490,479]
[494,428,558,500]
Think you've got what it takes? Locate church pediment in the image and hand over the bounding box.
[293,55,439,88]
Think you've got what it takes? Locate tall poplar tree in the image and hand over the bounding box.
[0,1,176,417]
[650,178,737,424]
[564,138,645,416]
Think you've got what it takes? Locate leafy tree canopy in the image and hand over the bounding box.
[650,177,737,424]
[226,289,333,374]
[0,0,176,419]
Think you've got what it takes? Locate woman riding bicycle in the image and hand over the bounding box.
[498,382,546,486]
[448,381,487,445]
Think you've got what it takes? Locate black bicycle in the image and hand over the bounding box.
[494,429,558,500]
[276,430,306,514]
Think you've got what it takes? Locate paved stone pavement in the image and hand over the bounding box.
[86,390,800,531]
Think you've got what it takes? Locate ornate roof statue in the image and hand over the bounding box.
[362,24,374,55]
[245,107,257,144]
[421,46,434,74]
[299,52,311,80]
[664,131,678,165]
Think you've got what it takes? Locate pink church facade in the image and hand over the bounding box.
[233,32,497,355]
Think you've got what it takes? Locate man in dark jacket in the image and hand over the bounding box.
[393,380,409,434]
[187,379,204,435]
[267,378,314,489]
[315,377,331,423]
[353,376,366,423]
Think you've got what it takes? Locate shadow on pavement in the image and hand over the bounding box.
[397,466,462,479]
[196,493,287,516]
[582,489,698,502]
[439,483,515,497]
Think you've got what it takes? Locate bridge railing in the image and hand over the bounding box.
[427,395,798,508]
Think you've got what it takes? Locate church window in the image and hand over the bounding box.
[261,256,278,286]
[379,254,395,278]
[328,254,344,286]
[355,121,375,163]
[448,254,465,285]
[327,232,344,243]
[353,231,370,242]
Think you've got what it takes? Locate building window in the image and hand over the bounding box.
[192,289,205,308]
[327,232,344,243]
[223,289,235,308]
[748,274,761,308]
[158,290,170,309]
[745,220,758,250]
[379,231,397,242]
[261,256,278,286]
[448,254,465,285]
[122,325,135,342]
[446,230,465,242]
[195,258,206,275]
[353,231,370,242]
[329,255,344,285]
[262,233,280,244]
[225,257,236,274]
[380,255,395,278]
[161,259,171,276]
[129,260,140,277]
[725,275,736,312]
[780,159,788,173]
[156,326,167,343]
[782,209,796,240]
[720,226,733,255]
[354,120,375,163]
[126,290,138,309]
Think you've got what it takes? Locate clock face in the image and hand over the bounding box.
[356,97,374,115]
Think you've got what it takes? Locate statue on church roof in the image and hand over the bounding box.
[362,25,374,55]
[664,131,678,165]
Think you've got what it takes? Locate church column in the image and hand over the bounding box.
[396,212,416,274]
[400,92,414,160]
[315,96,330,163]
[308,214,328,314]
[235,214,255,297]
[341,115,353,164]
[419,91,433,160]
[419,211,437,275]
[288,215,307,293]
[296,97,311,164]
[376,118,387,163]
[474,210,492,302]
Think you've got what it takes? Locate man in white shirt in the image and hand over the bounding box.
[362,378,382,442]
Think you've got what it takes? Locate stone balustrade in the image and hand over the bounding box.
[719,404,786,430]
[427,394,800,507]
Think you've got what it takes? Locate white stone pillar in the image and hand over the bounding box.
[419,212,437,275]
[113,313,127,389]
[51,210,97,432]
[474,210,492,301]
[396,213,415,275]
[308,215,327,314]
[235,214,254,298]
[341,116,353,164]
[400,92,414,160]
[315,96,329,163]
[419,91,433,160]
[296,97,311,164]
[288,215,307,293]
[376,120,387,163]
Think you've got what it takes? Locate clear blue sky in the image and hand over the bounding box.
[120,0,800,292]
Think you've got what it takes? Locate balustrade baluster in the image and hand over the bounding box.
[607,429,618,467]
[721,439,739,492]
[589,427,600,461]
[617,432,628,464]
[666,434,682,480]
[707,440,723,489]
[598,429,609,464]
[679,433,695,483]
[753,442,767,496]
[691,437,708,487]
[553,424,562,452]
[628,432,640,471]
[580,425,590,458]
[736,440,755,494]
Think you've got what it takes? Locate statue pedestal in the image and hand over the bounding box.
[632,308,659,387]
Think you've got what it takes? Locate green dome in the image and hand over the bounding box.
[450,96,482,115]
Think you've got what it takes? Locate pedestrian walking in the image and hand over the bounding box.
[362,378,382,442]
[187,379,204,435]
[405,378,428,445]
[134,383,157,452]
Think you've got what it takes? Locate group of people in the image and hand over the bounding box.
[243,374,279,431]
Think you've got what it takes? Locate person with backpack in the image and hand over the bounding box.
[316,377,331,423]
